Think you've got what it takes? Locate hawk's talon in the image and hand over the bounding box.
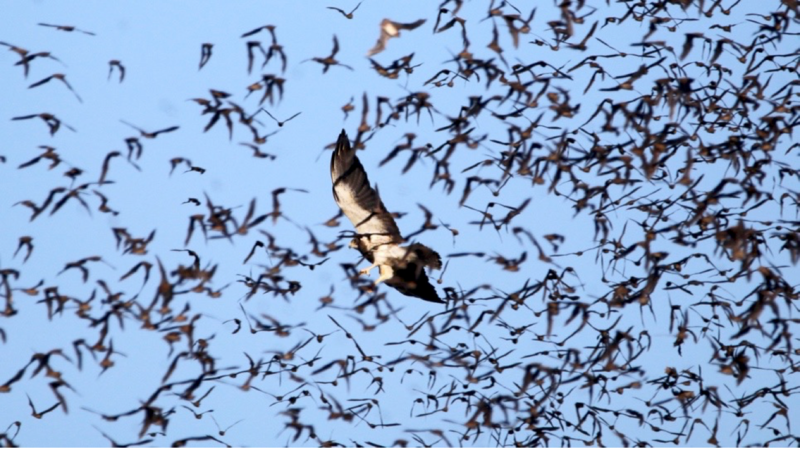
[358,263,377,276]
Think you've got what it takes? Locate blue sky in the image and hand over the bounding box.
[1,0,798,447]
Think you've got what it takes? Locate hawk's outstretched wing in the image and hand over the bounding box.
[330,129,402,249]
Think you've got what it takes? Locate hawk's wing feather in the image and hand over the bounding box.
[331,130,402,248]
[386,267,443,303]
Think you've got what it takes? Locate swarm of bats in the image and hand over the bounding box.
[1,0,798,447]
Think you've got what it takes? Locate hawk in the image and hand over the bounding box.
[330,130,443,303]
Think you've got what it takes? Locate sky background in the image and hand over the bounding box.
[0,0,798,447]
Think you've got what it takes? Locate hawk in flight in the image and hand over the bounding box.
[331,130,443,303]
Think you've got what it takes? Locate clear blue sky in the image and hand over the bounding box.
[1,1,797,447]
